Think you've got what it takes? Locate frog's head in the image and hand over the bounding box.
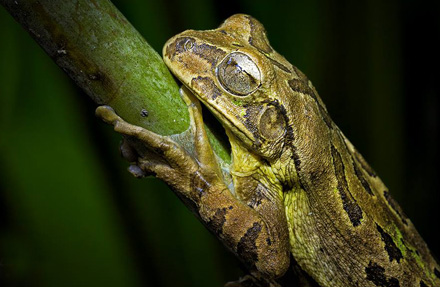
[163,14,298,160]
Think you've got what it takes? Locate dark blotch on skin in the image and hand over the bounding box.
[237,222,262,265]
[207,207,228,235]
[388,278,400,287]
[166,37,226,69]
[288,79,333,129]
[331,145,363,227]
[383,191,408,225]
[420,281,428,287]
[318,106,333,129]
[267,56,291,73]
[354,150,377,177]
[192,43,227,68]
[352,161,373,195]
[266,238,272,246]
[275,101,295,144]
[291,146,302,172]
[291,144,311,193]
[376,224,403,263]
[365,261,400,287]
[248,190,263,207]
[166,37,195,59]
[246,16,273,54]
[191,76,222,100]
[288,78,312,96]
[281,181,293,193]
[317,105,333,129]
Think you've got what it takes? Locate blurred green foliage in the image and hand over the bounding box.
[1,0,438,286]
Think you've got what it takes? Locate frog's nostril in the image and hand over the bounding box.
[175,37,195,53]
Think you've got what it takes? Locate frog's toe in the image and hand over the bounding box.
[127,164,146,178]
[120,138,138,162]
[95,105,120,125]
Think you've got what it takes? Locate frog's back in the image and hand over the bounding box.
[161,13,440,286]
[282,68,440,286]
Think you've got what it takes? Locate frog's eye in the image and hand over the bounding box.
[216,52,261,96]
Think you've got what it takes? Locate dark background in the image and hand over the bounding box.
[1,0,438,286]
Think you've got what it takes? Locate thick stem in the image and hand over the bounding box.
[0,0,230,163]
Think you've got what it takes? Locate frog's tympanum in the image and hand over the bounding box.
[97,14,440,287]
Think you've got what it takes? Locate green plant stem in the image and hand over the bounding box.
[0,0,230,163]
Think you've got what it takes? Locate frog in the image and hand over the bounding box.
[96,14,440,287]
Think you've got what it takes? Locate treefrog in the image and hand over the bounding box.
[97,14,440,287]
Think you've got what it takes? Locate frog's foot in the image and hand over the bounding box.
[95,86,225,194]
[95,105,201,192]
[117,138,146,178]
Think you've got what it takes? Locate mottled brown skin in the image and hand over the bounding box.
[98,14,440,287]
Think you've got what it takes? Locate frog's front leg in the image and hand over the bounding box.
[95,88,290,280]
